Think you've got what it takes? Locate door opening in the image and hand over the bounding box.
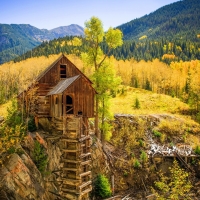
[66,95,73,114]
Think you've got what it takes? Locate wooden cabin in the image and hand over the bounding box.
[18,54,96,200]
[18,54,95,121]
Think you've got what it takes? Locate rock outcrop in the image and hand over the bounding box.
[0,132,62,200]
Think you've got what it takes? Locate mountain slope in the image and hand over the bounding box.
[0,24,84,64]
[117,0,200,41]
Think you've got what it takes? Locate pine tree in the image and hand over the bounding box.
[93,174,112,199]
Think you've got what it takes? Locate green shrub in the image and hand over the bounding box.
[16,148,24,156]
[7,147,24,155]
[0,100,26,155]
[33,140,48,175]
[7,146,16,154]
[121,88,125,95]
[101,121,112,141]
[153,130,162,137]
[138,139,144,147]
[134,159,141,168]
[134,97,140,109]
[194,145,200,155]
[196,112,200,123]
[170,142,174,147]
[6,100,22,127]
[110,89,116,98]
[93,174,112,199]
[28,116,37,132]
[140,150,148,163]
[123,171,128,176]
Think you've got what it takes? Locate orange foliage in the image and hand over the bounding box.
[0,54,200,105]
[162,54,176,60]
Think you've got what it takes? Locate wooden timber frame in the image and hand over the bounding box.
[60,115,92,199]
[17,54,96,200]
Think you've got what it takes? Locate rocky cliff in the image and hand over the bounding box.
[0,132,62,200]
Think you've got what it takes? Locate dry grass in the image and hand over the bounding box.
[0,100,12,117]
[110,86,190,115]
[187,134,200,148]
[110,86,200,146]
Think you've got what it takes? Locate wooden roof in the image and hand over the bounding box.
[35,54,63,82]
[17,54,97,98]
[35,54,92,84]
[47,75,80,96]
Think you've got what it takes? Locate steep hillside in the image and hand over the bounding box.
[117,0,200,41]
[0,24,84,64]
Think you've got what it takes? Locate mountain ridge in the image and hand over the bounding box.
[0,23,84,64]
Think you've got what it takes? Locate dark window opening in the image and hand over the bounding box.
[55,97,58,104]
[60,65,66,78]
[66,95,73,114]
[78,111,83,115]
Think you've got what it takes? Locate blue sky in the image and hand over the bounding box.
[1,0,179,30]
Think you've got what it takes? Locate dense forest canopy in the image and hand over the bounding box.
[117,0,200,41]
[13,36,200,64]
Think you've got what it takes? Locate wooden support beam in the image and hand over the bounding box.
[61,176,81,181]
[62,149,79,153]
[61,178,81,183]
[45,136,61,140]
[174,151,194,172]
[80,160,91,166]
[61,138,78,142]
[62,180,80,186]
[79,181,92,189]
[79,135,90,142]
[80,171,91,177]
[61,159,80,163]
[80,152,91,158]
[62,167,79,171]
[80,186,92,196]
